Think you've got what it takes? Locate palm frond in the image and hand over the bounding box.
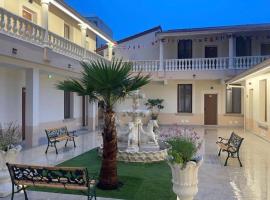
[58,59,151,109]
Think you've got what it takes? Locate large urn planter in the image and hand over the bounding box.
[168,158,203,200]
[0,145,22,197]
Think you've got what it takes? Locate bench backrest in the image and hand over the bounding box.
[6,163,88,188]
[45,126,68,139]
[228,132,244,150]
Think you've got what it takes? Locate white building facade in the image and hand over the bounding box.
[97,24,270,128]
[0,0,114,147]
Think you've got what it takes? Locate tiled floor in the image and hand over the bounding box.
[2,127,270,200]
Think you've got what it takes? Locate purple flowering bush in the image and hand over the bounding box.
[159,125,202,166]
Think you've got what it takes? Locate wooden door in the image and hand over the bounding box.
[204,94,217,125]
[22,87,26,140]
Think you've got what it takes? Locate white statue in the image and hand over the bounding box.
[127,122,136,147]
[140,120,159,144]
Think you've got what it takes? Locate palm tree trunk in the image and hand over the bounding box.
[98,110,118,189]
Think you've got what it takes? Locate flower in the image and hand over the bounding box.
[159,125,202,166]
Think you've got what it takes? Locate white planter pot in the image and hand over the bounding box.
[0,145,22,197]
[168,158,203,200]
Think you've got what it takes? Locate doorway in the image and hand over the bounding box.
[204,94,218,125]
[178,40,192,59]
[22,87,26,140]
[82,96,88,127]
[205,46,218,58]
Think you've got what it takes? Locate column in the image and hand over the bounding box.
[41,0,50,44]
[107,42,114,61]
[25,68,40,147]
[159,38,164,71]
[0,0,4,7]
[228,34,236,69]
[88,101,98,131]
[79,23,87,58]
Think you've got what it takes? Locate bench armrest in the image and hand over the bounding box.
[68,130,77,137]
[217,137,228,143]
[88,173,98,186]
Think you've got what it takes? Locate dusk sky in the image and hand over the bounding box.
[65,0,270,41]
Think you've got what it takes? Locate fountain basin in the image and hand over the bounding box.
[98,142,169,163]
[117,148,168,163]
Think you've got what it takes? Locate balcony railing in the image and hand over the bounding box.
[129,56,270,72]
[0,7,107,63]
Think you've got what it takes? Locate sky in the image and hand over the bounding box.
[65,0,270,41]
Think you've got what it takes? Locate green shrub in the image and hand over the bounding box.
[167,138,197,167]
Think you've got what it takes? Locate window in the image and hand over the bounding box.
[64,24,70,40]
[205,46,218,58]
[259,79,267,122]
[261,44,270,56]
[178,84,192,113]
[226,87,241,114]
[236,36,251,57]
[22,7,37,34]
[64,91,72,119]
[178,40,192,59]
[22,7,37,23]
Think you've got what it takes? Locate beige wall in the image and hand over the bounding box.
[245,72,270,141]
[116,80,244,126]
[0,66,83,145]
[0,67,25,124]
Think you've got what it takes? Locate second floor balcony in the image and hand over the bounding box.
[130,55,270,72]
[123,24,270,78]
[0,7,110,65]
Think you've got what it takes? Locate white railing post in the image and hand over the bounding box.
[228,34,235,69]
[107,42,114,61]
[79,23,87,59]
[159,38,164,71]
[41,0,51,46]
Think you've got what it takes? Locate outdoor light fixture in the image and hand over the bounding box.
[12,48,18,55]
[48,74,53,79]
[68,64,72,69]
[193,74,196,79]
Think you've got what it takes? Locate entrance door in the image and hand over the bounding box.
[82,96,88,127]
[205,46,218,58]
[178,40,192,59]
[204,94,218,125]
[22,87,26,140]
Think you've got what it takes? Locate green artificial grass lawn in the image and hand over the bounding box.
[31,149,176,200]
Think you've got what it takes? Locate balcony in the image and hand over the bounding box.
[0,7,107,63]
[130,56,270,72]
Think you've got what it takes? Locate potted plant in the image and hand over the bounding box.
[145,98,164,120]
[0,122,22,171]
[160,126,203,200]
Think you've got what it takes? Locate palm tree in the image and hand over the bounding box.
[57,59,150,189]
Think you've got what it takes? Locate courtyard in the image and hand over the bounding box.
[3,127,270,200]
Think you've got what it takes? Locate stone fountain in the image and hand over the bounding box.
[116,90,168,163]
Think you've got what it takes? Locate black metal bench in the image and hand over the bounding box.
[45,126,77,154]
[6,163,97,200]
[216,132,244,167]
